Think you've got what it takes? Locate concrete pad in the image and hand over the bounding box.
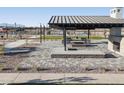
[14,73,41,83]
[52,47,104,55]
[0,73,19,84]
[51,47,105,58]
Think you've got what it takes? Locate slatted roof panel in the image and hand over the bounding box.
[48,16,124,29]
[49,16,124,24]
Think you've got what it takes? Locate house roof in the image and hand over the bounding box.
[48,16,124,29]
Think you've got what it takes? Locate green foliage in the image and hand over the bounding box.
[41,36,63,40]
[79,36,104,39]
[40,35,105,40]
[0,45,4,54]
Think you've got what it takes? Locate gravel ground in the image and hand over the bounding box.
[0,39,124,73]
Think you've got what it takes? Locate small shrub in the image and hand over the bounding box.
[17,66,32,71]
[2,67,14,71]
[118,68,124,71]
[85,67,97,71]
[37,67,51,71]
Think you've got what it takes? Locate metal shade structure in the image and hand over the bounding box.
[48,16,124,51]
[49,16,124,29]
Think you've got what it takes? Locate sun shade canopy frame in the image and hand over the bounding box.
[48,16,124,30]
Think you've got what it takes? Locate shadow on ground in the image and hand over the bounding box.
[4,47,36,55]
[92,41,108,44]
[105,53,117,58]
[8,76,97,85]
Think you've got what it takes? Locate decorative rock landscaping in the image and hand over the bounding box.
[0,40,124,73]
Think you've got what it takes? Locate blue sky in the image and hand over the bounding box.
[0,7,122,27]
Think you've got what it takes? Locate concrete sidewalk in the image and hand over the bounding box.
[4,39,40,49]
[0,73,124,84]
[5,40,26,49]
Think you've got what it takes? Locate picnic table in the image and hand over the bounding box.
[70,39,90,47]
[71,40,85,44]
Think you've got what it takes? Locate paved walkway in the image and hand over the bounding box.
[5,40,26,49]
[0,73,124,84]
[4,37,40,49]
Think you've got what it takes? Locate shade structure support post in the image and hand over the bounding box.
[40,24,42,43]
[14,22,17,40]
[88,29,90,39]
[63,28,67,51]
[6,24,8,39]
[43,25,45,42]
